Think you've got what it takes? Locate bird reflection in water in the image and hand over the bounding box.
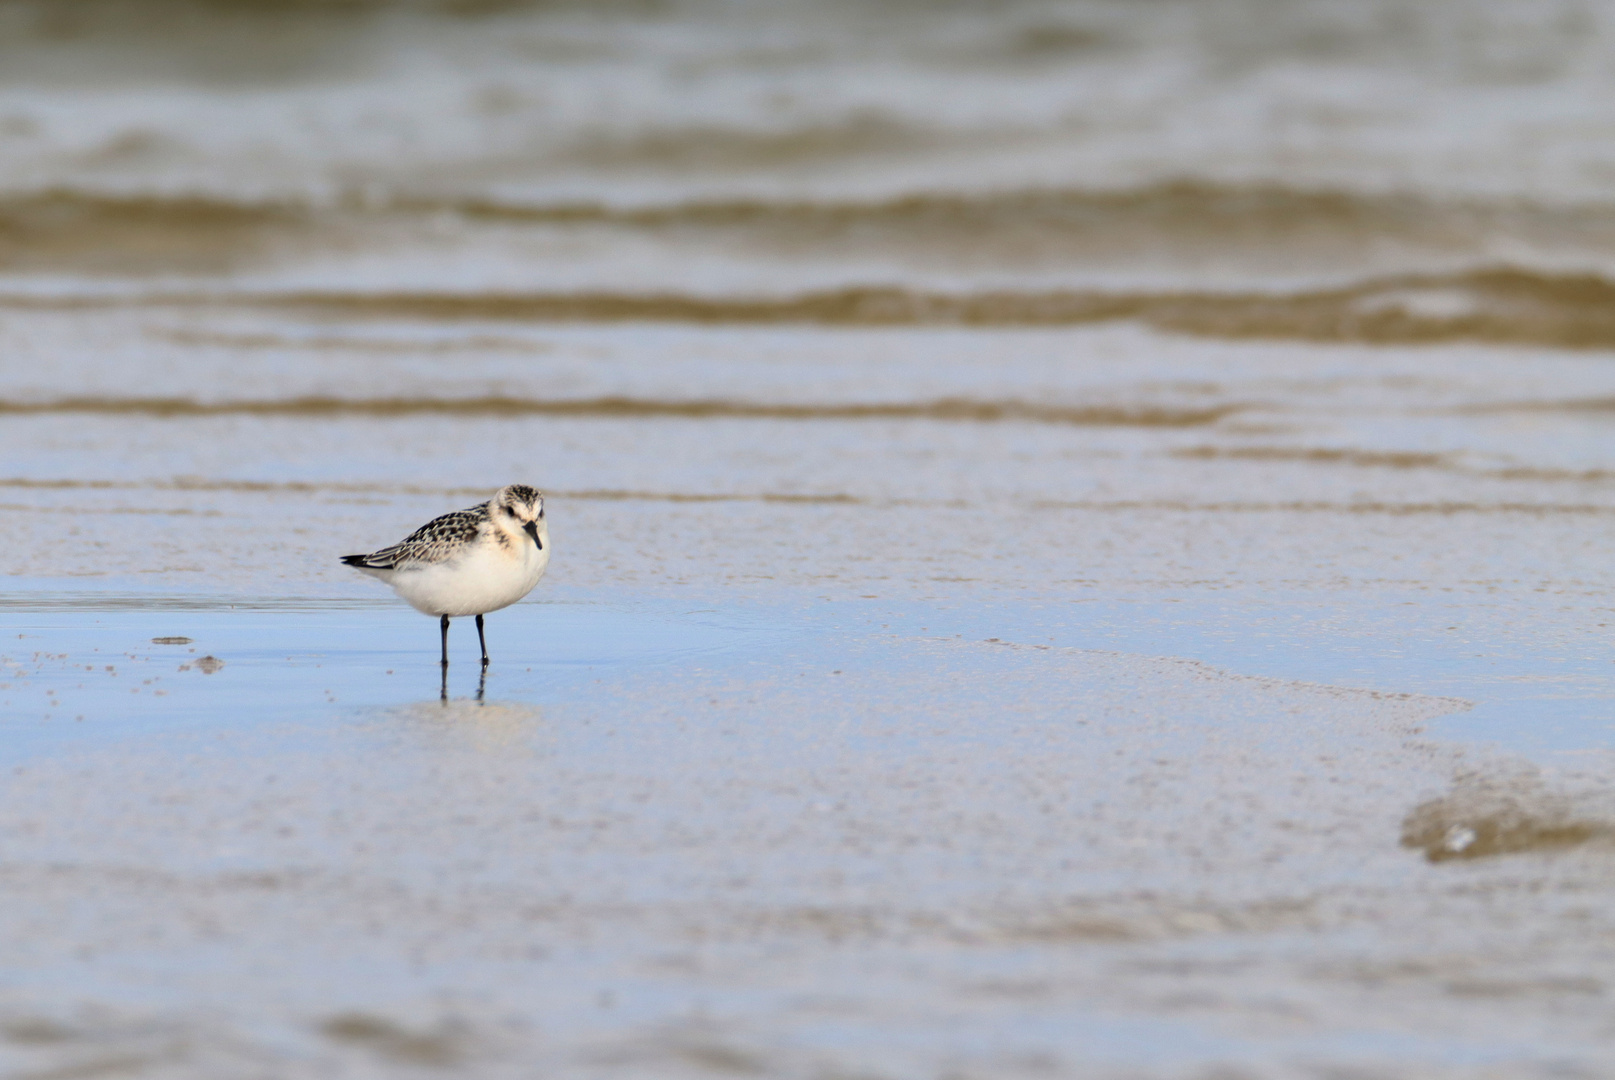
[440,665,488,704]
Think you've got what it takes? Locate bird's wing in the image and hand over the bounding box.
[340,504,488,570]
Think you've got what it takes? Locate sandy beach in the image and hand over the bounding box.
[8,1,1615,1076]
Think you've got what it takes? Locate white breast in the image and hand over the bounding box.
[384,532,548,617]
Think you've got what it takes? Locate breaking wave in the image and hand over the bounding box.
[10,181,1615,268]
[9,268,1615,350]
[0,190,296,274]
[8,187,1615,347]
[203,269,1614,347]
[0,395,1235,426]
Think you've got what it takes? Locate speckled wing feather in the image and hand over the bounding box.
[341,503,490,570]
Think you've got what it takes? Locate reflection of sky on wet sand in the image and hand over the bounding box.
[0,597,1495,1077]
[5,586,1615,1074]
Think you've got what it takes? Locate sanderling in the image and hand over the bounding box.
[341,484,549,666]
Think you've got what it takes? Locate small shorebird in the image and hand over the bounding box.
[341,484,549,666]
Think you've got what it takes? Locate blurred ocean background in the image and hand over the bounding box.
[9,0,1615,331]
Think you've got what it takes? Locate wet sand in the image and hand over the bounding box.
[0,600,1510,1078]
[6,313,1615,1076]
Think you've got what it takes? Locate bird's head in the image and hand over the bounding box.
[493,484,546,550]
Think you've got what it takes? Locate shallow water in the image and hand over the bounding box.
[9,2,1615,1077]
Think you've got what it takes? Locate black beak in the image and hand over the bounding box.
[523,520,542,549]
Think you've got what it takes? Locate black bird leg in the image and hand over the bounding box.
[440,614,451,667]
[475,613,489,666]
[476,665,487,702]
